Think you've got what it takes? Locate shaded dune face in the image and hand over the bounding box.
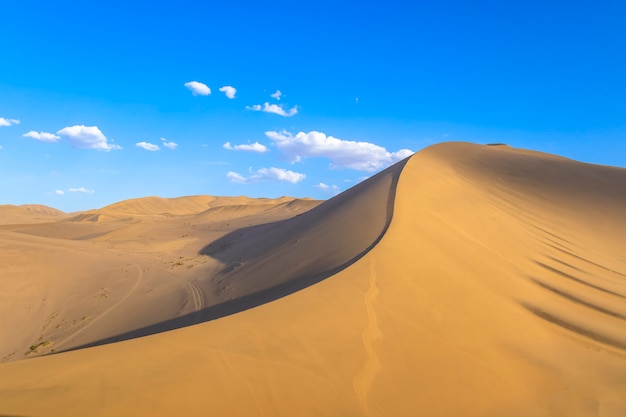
[201,157,409,301]
[0,196,327,360]
[1,142,625,417]
[63,157,409,350]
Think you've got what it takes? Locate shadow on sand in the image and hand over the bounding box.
[57,158,409,355]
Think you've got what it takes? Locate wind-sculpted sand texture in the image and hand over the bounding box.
[1,142,625,416]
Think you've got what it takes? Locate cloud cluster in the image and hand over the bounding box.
[184,81,211,96]
[219,86,237,99]
[265,130,413,171]
[161,138,178,149]
[270,90,282,100]
[314,182,340,195]
[227,167,305,184]
[23,126,178,153]
[185,82,238,99]
[68,187,94,194]
[53,187,94,195]
[246,102,298,117]
[23,131,60,142]
[136,138,178,151]
[136,141,160,151]
[57,125,121,151]
[223,141,268,153]
[0,117,20,127]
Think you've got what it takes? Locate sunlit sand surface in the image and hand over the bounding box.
[1,142,625,416]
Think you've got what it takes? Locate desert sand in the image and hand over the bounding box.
[0,142,625,416]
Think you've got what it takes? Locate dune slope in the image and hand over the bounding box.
[47,157,407,351]
[1,142,625,417]
[0,204,68,224]
[0,195,324,360]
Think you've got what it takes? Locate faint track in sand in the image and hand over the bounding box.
[217,348,266,417]
[353,255,383,416]
[186,281,205,311]
[53,263,144,351]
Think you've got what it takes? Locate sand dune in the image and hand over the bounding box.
[0,204,68,225]
[0,195,322,360]
[1,142,625,416]
[0,159,403,355]
[96,195,303,217]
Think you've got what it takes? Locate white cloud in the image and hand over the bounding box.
[270,90,282,100]
[23,131,61,142]
[136,141,160,151]
[265,103,298,116]
[265,130,413,171]
[227,167,305,184]
[219,86,237,99]
[0,117,20,127]
[314,182,340,195]
[223,141,268,153]
[246,102,298,117]
[68,187,94,194]
[0,145,3,150]
[226,171,247,183]
[184,81,211,96]
[57,125,121,151]
[161,138,178,150]
[55,189,65,195]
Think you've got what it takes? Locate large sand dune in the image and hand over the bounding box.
[1,142,625,416]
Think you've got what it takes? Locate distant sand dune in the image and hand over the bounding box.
[0,204,68,225]
[0,195,323,359]
[98,194,302,217]
[0,142,625,416]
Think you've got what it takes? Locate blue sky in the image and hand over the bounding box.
[1,0,625,212]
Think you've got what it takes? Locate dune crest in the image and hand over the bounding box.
[200,156,407,301]
[0,204,68,225]
[97,195,301,217]
[50,157,408,350]
[1,142,625,416]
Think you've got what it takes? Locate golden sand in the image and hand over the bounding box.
[1,142,624,416]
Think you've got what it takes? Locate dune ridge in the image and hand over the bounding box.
[1,162,409,359]
[1,142,625,416]
[0,204,68,225]
[95,195,303,217]
[55,157,407,351]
